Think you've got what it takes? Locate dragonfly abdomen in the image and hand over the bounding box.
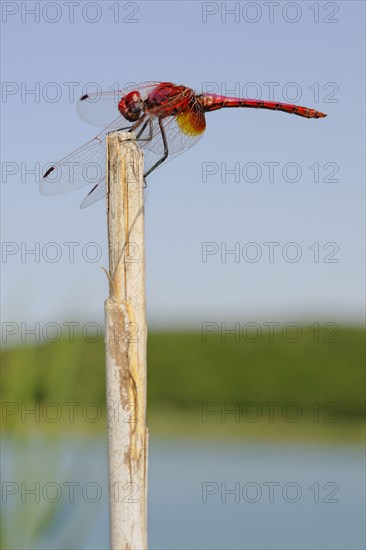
[200,94,326,119]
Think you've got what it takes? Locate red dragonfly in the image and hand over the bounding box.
[40,81,326,208]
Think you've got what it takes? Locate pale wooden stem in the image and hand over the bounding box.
[104,131,148,550]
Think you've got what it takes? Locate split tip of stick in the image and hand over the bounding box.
[107,130,137,141]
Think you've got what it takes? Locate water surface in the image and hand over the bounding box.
[2,437,364,549]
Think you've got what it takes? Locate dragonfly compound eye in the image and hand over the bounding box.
[118,91,143,122]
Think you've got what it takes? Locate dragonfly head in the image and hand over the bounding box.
[118,91,143,122]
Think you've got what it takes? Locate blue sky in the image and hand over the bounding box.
[1,1,365,337]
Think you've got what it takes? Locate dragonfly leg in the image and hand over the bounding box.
[143,118,168,180]
[110,115,146,134]
[127,115,147,134]
[135,119,149,139]
[136,118,153,142]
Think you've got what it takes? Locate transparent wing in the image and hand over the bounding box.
[76,113,206,209]
[41,100,207,208]
[77,81,161,129]
[80,177,106,209]
[40,116,128,197]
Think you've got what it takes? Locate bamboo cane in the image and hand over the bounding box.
[104,131,148,550]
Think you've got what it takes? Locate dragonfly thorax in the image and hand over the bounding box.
[118,90,144,122]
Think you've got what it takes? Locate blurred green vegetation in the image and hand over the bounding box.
[1,327,365,440]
